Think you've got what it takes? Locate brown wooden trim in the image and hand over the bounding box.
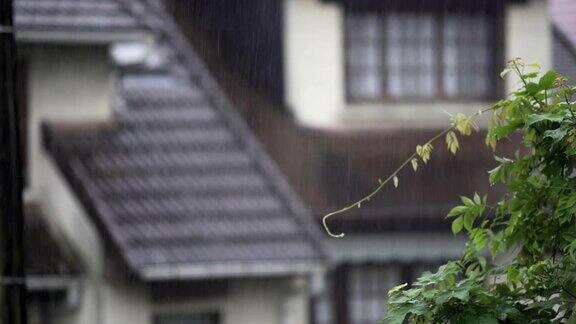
[333,264,349,324]
[318,216,452,234]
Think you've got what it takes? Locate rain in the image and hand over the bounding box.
[0,0,573,323]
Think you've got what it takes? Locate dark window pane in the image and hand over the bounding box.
[346,13,384,100]
[346,14,382,41]
[386,13,436,99]
[155,313,219,324]
[345,8,497,102]
[443,14,492,99]
[349,71,383,99]
[347,265,400,324]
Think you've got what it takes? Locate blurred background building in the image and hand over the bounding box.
[14,1,324,323]
[7,0,576,323]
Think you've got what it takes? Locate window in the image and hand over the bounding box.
[155,313,219,324]
[312,272,334,324]
[345,5,501,102]
[315,263,447,324]
[347,265,400,324]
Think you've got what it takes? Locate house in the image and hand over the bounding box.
[14,0,326,323]
[163,0,552,323]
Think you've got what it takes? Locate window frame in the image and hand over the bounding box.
[343,1,505,104]
[317,262,450,324]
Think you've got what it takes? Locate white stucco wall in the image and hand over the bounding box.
[284,0,345,127]
[284,0,551,129]
[24,44,114,199]
[37,147,153,324]
[506,0,551,91]
[101,280,151,324]
[22,44,153,324]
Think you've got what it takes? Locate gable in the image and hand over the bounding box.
[40,0,326,280]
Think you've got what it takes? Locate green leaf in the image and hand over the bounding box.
[416,143,434,164]
[451,289,470,302]
[447,205,468,218]
[490,124,518,140]
[472,230,487,250]
[525,113,563,126]
[384,304,412,324]
[452,216,464,234]
[388,283,408,296]
[539,70,558,89]
[478,256,487,270]
[446,131,460,155]
[473,193,482,205]
[452,113,477,136]
[453,314,499,324]
[463,213,476,232]
[528,63,541,69]
[488,164,505,185]
[543,123,570,142]
[411,158,419,172]
[525,82,543,94]
[461,196,475,207]
[500,68,513,79]
[567,305,576,324]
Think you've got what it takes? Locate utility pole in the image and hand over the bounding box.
[0,0,27,322]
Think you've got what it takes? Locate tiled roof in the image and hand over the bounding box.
[41,0,325,280]
[14,0,147,34]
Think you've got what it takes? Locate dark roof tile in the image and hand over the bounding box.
[15,0,146,33]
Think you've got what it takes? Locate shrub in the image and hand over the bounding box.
[384,60,576,323]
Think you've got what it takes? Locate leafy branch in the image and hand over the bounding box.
[322,106,496,238]
[382,60,576,323]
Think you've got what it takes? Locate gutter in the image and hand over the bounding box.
[141,260,326,282]
[16,30,152,45]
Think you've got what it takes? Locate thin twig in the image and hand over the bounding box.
[322,105,498,238]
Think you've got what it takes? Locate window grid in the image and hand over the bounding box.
[313,291,334,324]
[347,265,401,324]
[345,10,498,103]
